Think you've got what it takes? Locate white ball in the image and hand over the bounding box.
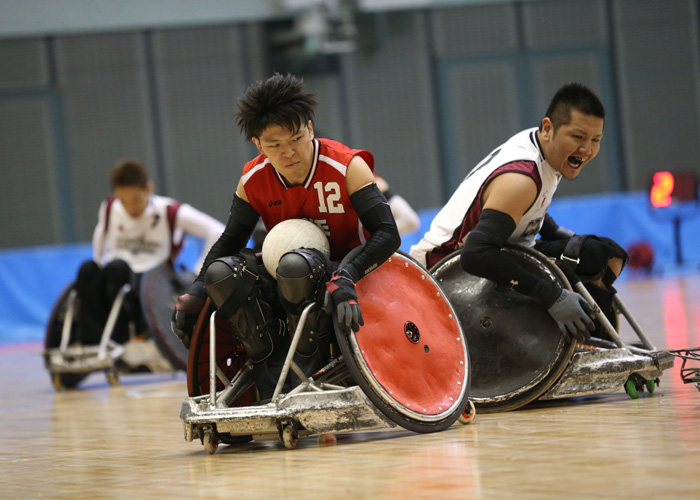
[262,219,330,278]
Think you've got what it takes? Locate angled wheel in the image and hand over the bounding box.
[335,251,470,434]
[44,283,88,390]
[140,265,192,371]
[430,245,576,413]
[186,299,256,407]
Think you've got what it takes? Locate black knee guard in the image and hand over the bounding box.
[204,250,286,363]
[538,235,629,286]
[76,260,100,293]
[276,249,333,357]
[104,259,132,297]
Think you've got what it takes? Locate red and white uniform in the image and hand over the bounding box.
[242,138,374,262]
[92,194,224,274]
[410,128,562,269]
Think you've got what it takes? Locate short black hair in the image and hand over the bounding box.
[110,159,149,189]
[235,73,319,141]
[544,83,605,132]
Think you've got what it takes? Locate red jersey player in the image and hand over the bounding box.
[172,73,400,399]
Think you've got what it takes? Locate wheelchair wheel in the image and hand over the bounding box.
[140,264,191,371]
[186,298,256,407]
[44,283,88,389]
[334,251,471,434]
[430,244,576,413]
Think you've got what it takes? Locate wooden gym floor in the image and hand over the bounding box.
[1,272,699,499]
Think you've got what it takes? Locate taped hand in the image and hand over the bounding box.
[171,281,206,348]
[546,288,596,341]
[323,268,364,333]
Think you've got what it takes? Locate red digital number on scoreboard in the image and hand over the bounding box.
[650,171,698,207]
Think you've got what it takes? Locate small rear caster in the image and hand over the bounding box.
[106,370,120,387]
[646,378,658,394]
[318,434,337,446]
[52,374,64,391]
[625,373,652,399]
[458,400,476,425]
[624,377,641,399]
[282,422,299,450]
[203,429,219,454]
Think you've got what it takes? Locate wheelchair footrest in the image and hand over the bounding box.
[181,385,396,443]
[539,348,675,400]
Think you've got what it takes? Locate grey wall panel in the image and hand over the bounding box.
[152,26,250,222]
[431,4,518,58]
[3,0,700,251]
[531,53,611,196]
[55,33,156,241]
[441,61,520,189]
[0,38,48,90]
[613,0,700,190]
[342,11,441,210]
[303,74,346,143]
[523,0,607,49]
[0,98,60,246]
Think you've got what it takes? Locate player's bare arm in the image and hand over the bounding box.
[345,155,376,196]
[236,178,249,203]
[481,172,539,226]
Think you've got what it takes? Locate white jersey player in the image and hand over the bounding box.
[411,83,627,341]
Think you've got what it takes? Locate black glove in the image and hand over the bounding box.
[323,268,364,333]
[546,288,596,341]
[171,281,206,348]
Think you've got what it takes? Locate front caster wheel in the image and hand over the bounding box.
[203,429,219,454]
[106,370,120,387]
[458,400,476,425]
[625,377,641,399]
[646,378,658,394]
[282,423,299,450]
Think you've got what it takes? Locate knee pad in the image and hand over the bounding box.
[204,251,285,363]
[77,260,100,286]
[276,248,332,315]
[549,235,627,286]
[204,253,260,317]
[276,248,333,357]
[104,259,131,287]
[104,259,136,307]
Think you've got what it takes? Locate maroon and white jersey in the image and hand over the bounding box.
[410,128,561,269]
[92,194,224,274]
[242,138,374,262]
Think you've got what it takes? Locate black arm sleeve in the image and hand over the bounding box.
[539,213,575,241]
[461,209,561,307]
[342,183,401,283]
[194,194,260,283]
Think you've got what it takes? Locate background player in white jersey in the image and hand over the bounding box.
[76,159,224,344]
[411,83,627,341]
[172,73,400,400]
[374,175,421,236]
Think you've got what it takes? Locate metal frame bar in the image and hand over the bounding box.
[59,289,78,352]
[209,311,217,407]
[272,302,316,400]
[574,282,652,356]
[97,284,131,360]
